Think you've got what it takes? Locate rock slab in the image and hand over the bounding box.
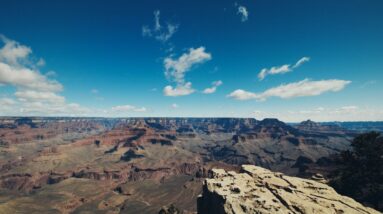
[197,165,380,214]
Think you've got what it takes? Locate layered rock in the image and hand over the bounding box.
[198,165,379,214]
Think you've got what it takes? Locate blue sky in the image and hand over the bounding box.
[0,0,382,121]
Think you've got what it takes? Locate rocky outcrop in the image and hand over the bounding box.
[197,165,379,214]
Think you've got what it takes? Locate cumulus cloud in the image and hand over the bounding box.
[142,10,178,43]
[111,105,147,112]
[226,89,258,100]
[0,35,32,66]
[258,57,310,80]
[163,82,195,97]
[237,5,249,22]
[0,36,62,92]
[0,35,89,116]
[164,47,212,84]
[228,79,351,101]
[163,47,211,96]
[203,80,223,94]
[0,63,62,91]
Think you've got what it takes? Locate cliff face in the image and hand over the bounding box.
[197,165,379,214]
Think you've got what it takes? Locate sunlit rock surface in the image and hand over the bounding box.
[198,165,379,214]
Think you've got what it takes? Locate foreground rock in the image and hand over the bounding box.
[198,165,379,214]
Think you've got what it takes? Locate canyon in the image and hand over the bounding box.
[0,117,378,213]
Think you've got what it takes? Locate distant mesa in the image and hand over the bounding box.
[258,118,286,127]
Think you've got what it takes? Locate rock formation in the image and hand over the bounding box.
[197,165,379,214]
[0,117,368,213]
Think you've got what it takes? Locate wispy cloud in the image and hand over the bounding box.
[251,105,383,122]
[258,65,291,80]
[258,57,310,80]
[36,58,45,67]
[360,80,377,88]
[163,47,212,96]
[111,105,147,112]
[340,105,358,111]
[228,79,351,101]
[171,103,179,109]
[203,80,223,94]
[237,5,249,22]
[142,10,178,43]
[293,57,310,68]
[154,10,161,31]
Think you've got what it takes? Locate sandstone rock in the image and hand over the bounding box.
[197,165,380,214]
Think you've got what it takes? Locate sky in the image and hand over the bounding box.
[0,0,382,122]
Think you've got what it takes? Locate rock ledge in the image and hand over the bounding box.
[197,165,379,214]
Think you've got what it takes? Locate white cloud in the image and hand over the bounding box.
[258,57,310,80]
[340,106,358,111]
[0,63,62,91]
[111,105,147,112]
[0,35,89,116]
[258,65,291,80]
[154,10,161,31]
[0,36,62,92]
[18,101,90,116]
[163,47,211,96]
[237,5,249,22]
[45,70,56,77]
[164,47,211,84]
[91,89,99,94]
[228,79,351,101]
[0,35,32,66]
[171,103,179,109]
[155,23,178,42]
[142,26,152,37]
[0,97,17,114]
[163,82,195,97]
[293,57,310,68]
[142,10,178,43]
[15,90,65,103]
[0,97,15,106]
[203,80,223,94]
[227,89,258,100]
[251,106,383,122]
[315,107,325,112]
